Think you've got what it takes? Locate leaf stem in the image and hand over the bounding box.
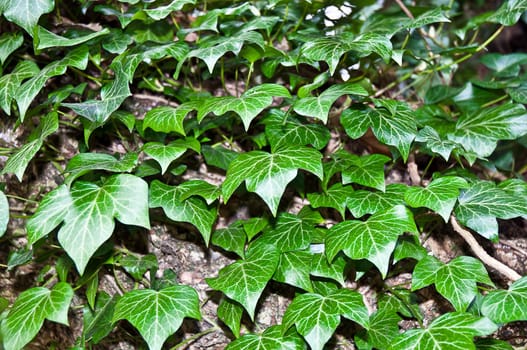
[5,194,38,204]
[450,216,521,282]
[170,324,220,350]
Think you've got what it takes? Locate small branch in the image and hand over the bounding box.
[407,153,421,185]
[133,93,179,107]
[450,216,521,282]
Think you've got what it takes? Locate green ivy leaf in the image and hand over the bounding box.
[0,191,7,237]
[0,31,23,65]
[0,282,73,350]
[507,83,527,103]
[143,0,196,20]
[346,184,407,218]
[83,292,118,344]
[176,179,220,204]
[222,147,323,216]
[113,285,201,350]
[142,105,190,136]
[301,33,392,75]
[218,297,244,338]
[102,29,133,54]
[274,250,314,292]
[1,112,58,181]
[307,183,354,218]
[143,141,189,174]
[35,26,110,49]
[226,325,305,350]
[405,176,468,221]
[454,180,527,240]
[480,53,527,77]
[1,0,54,36]
[211,222,246,258]
[64,152,138,185]
[339,152,391,191]
[393,236,428,264]
[117,253,158,281]
[197,84,291,130]
[177,30,264,76]
[475,339,514,350]
[487,0,527,26]
[282,289,369,350]
[242,217,269,241]
[448,103,527,158]
[258,212,316,252]
[359,308,401,350]
[293,83,368,123]
[481,276,527,323]
[149,180,217,244]
[0,60,40,115]
[390,312,498,350]
[326,205,417,277]
[16,45,89,120]
[341,99,417,161]
[207,243,279,320]
[310,254,347,285]
[406,7,450,28]
[263,112,331,152]
[412,256,493,311]
[415,126,460,161]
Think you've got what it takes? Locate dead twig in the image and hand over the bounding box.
[450,216,521,282]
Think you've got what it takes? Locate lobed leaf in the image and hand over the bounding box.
[1,0,54,36]
[481,276,527,323]
[226,325,305,350]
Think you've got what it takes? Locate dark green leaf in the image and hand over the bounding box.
[118,253,158,281]
[340,153,391,191]
[143,141,188,174]
[218,297,244,338]
[83,292,118,344]
[405,176,468,221]
[455,180,527,240]
[226,325,305,350]
[113,285,201,350]
[481,276,527,323]
[308,183,354,218]
[258,213,316,253]
[487,0,527,26]
[475,339,514,350]
[346,184,407,217]
[222,147,323,216]
[211,222,246,258]
[143,105,190,136]
[149,180,217,244]
[202,144,238,170]
[362,308,401,350]
[65,152,138,185]
[310,253,347,285]
[406,8,450,29]
[0,282,73,350]
[35,26,110,49]
[326,205,417,277]
[207,243,279,320]
[274,250,314,292]
[0,31,23,65]
[415,126,459,161]
[1,0,54,35]
[341,100,417,161]
[413,256,493,311]
[143,0,196,20]
[282,289,369,350]
[0,60,40,115]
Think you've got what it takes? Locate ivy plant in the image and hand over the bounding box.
[1,0,527,349]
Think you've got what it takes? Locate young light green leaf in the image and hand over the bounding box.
[293,83,368,123]
[211,222,246,258]
[1,112,59,181]
[258,212,316,252]
[222,147,323,216]
[273,250,314,292]
[35,26,110,49]
[455,180,527,240]
[0,191,8,237]
[481,276,527,323]
[65,152,138,185]
[149,180,217,243]
[1,0,54,36]
[113,285,201,350]
[226,325,305,350]
[282,289,369,350]
[218,297,244,338]
[448,103,527,158]
[340,153,391,191]
[263,112,331,152]
[390,312,498,350]
[0,60,40,115]
[405,176,468,221]
[207,243,279,320]
[16,45,89,120]
[326,205,417,277]
[143,105,192,136]
[307,183,353,218]
[177,30,264,76]
[0,282,73,350]
[143,0,196,20]
[413,256,493,311]
[143,141,188,174]
[346,184,407,218]
[197,84,291,130]
[0,31,23,65]
[341,99,417,161]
